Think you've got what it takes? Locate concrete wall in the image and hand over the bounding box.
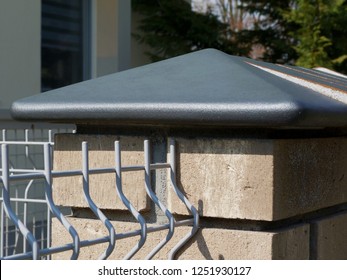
[52,133,347,259]
[0,0,41,110]
[169,137,347,221]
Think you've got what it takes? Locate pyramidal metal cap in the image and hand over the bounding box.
[11,49,347,129]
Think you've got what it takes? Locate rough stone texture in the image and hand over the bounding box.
[51,217,309,260]
[177,224,310,260]
[53,134,149,211]
[168,137,347,221]
[53,134,347,222]
[169,138,274,220]
[271,224,310,260]
[273,139,347,220]
[314,211,347,260]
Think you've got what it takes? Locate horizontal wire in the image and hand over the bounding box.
[1,164,171,183]
[1,138,198,260]
[1,218,194,260]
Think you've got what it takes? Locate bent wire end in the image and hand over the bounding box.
[43,143,80,259]
[143,140,174,260]
[167,139,199,260]
[114,140,147,259]
[81,141,116,259]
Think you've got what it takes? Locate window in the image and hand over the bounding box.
[41,0,90,91]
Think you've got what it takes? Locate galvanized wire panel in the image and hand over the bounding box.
[0,128,199,260]
[0,127,74,259]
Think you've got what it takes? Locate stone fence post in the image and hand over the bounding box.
[11,49,347,259]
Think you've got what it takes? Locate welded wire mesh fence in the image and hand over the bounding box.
[0,128,199,260]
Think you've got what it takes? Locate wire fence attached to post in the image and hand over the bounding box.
[0,129,199,260]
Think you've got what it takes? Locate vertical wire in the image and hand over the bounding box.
[0,130,4,257]
[81,142,116,259]
[43,143,80,259]
[46,206,51,260]
[1,144,39,259]
[114,140,147,259]
[1,129,6,142]
[0,200,4,258]
[143,140,174,260]
[167,139,199,260]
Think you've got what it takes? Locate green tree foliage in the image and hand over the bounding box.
[321,0,347,74]
[133,0,347,73]
[241,0,298,64]
[243,0,347,73]
[132,0,251,61]
[285,0,347,71]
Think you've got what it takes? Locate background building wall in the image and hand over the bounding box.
[0,0,41,110]
[93,0,131,77]
[0,0,136,113]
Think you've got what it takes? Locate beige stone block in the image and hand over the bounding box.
[53,134,149,211]
[177,224,309,260]
[315,211,347,260]
[51,217,309,260]
[169,137,347,220]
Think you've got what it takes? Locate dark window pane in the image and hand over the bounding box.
[41,0,84,92]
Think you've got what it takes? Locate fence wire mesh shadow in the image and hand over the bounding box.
[0,129,199,260]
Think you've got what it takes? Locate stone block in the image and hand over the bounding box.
[53,134,149,211]
[168,137,347,220]
[51,217,309,260]
[314,211,347,260]
[177,224,309,260]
